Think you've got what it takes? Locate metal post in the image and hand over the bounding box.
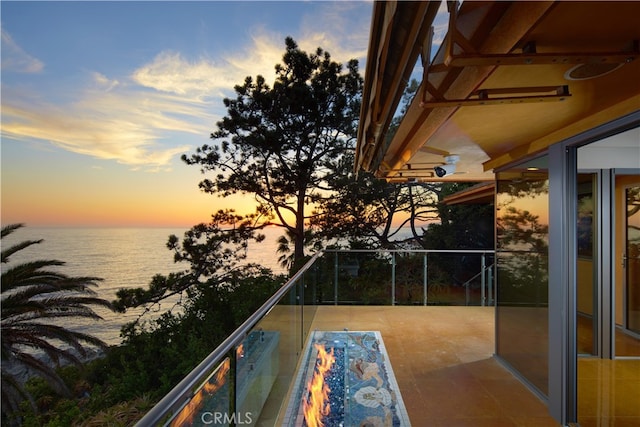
[423,253,428,306]
[334,252,339,305]
[300,275,305,347]
[481,253,486,306]
[230,350,238,427]
[391,252,396,306]
[466,281,470,306]
[312,264,317,305]
[488,263,494,305]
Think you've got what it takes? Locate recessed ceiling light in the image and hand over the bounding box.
[564,63,624,81]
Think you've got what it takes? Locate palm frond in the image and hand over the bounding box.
[1,223,24,238]
[1,261,68,293]
[1,224,115,419]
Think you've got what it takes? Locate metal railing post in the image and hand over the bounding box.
[300,275,305,346]
[480,253,486,306]
[391,252,396,305]
[312,264,317,304]
[230,347,238,423]
[488,263,494,306]
[334,251,339,305]
[466,281,470,306]
[423,253,428,306]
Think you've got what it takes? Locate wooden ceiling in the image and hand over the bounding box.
[356,1,640,182]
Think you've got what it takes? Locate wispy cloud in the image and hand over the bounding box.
[0,28,212,171]
[224,29,286,83]
[297,2,369,63]
[1,28,44,73]
[1,4,372,171]
[131,51,238,99]
[1,84,201,171]
[92,72,120,92]
[220,3,370,85]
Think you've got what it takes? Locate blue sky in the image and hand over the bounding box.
[1,1,446,228]
[1,1,375,227]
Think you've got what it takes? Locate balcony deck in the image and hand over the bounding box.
[255,305,639,426]
[311,305,558,427]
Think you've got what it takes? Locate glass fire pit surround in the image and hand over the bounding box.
[283,330,411,426]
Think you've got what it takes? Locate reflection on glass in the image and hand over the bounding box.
[625,186,640,336]
[615,182,640,357]
[576,174,597,355]
[236,330,280,423]
[496,157,549,395]
[168,358,231,426]
[253,281,305,423]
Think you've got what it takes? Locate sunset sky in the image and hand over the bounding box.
[1,1,447,228]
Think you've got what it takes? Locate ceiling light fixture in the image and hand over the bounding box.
[564,62,625,81]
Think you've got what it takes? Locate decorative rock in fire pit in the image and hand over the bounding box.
[283,331,410,426]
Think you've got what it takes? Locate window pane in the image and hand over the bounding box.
[577,174,597,355]
[496,157,549,395]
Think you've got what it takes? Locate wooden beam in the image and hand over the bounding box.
[429,49,638,72]
[422,85,571,107]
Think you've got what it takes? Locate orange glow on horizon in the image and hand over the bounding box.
[1,187,261,228]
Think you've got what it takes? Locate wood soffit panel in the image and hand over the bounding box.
[356,1,640,182]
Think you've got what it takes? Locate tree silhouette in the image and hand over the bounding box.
[496,178,550,305]
[311,150,442,249]
[183,37,363,269]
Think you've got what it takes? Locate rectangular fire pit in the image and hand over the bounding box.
[282,331,411,426]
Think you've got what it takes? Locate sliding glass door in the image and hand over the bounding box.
[495,156,549,396]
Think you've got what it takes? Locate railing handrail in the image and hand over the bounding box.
[324,248,495,254]
[135,251,324,426]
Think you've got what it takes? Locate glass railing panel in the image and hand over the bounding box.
[347,250,394,304]
[235,330,279,426]
[301,262,318,342]
[164,357,232,426]
[314,250,394,305]
[136,255,324,427]
[422,252,495,306]
[311,250,495,306]
[247,276,311,425]
[307,251,342,304]
[393,252,427,305]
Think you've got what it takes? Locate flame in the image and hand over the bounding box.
[303,344,336,427]
[170,358,231,427]
[237,343,244,359]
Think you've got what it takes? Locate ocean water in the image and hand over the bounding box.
[1,226,286,346]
